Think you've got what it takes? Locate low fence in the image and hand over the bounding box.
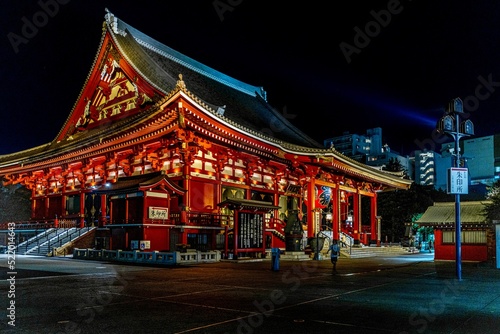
[73,248,221,266]
[0,221,57,230]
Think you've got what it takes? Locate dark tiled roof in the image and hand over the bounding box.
[0,12,413,192]
[416,201,489,224]
[107,12,322,148]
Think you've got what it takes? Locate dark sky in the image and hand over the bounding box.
[1,1,500,156]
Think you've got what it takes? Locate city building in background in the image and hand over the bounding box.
[325,127,500,200]
[413,135,500,197]
[324,127,384,160]
[413,150,437,186]
[324,127,412,178]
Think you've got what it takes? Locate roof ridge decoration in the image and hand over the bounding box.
[105,8,127,37]
[176,74,187,91]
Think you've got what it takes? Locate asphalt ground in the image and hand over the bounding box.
[0,253,499,334]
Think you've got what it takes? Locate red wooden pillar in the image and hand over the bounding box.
[31,189,36,220]
[306,179,316,238]
[44,197,50,220]
[109,200,114,225]
[142,193,147,226]
[370,194,378,246]
[125,197,129,223]
[332,185,339,241]
[181,155,190,245]
[224,225,229,258]
[233,211,239,257]
[61,195,67,217]
[179,207,188,245]
[353,193,360,244]
[100,194,107,227]
[183,156,191,211]
[273,183,280,232]
[79,191,85,228]
[180,209,187,223]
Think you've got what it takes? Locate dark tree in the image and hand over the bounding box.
[382,157,410,179]
[0,184,31,222]
[483,180,500,223]
[383,157,403,172]
[377,184,437,242]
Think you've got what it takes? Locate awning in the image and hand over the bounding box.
[94,171,185,195]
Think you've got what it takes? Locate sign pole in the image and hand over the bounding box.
[438,97,474,281]
[454,111,462,281]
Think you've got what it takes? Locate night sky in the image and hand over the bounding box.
[1,1,500,156]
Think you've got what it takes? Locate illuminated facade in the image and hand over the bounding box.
[414,150,436,186]
[0,11,412,257]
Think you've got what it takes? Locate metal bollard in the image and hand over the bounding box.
[271,248,280,271]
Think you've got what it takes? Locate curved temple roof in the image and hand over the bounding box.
[102,11,411,190]
[104,10,322,149]
[0,10,412,191]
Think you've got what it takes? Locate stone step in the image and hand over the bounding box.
[280,251,311,261]
[339,246,409,258]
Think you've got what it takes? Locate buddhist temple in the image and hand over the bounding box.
[0,10,412,258]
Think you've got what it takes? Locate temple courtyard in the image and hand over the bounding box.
[1,253,499,333]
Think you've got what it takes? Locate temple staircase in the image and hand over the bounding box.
[316,231,408,259]
[16,227,94,256]
[340,245,409,258]
[265,218,286,242]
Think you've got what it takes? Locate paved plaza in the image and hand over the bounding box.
[1,253,499,334]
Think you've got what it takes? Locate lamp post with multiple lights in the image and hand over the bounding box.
[437,97,474,280]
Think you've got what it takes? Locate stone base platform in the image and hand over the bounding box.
[280,251,311,261]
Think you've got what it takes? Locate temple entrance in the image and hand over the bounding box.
[218,198,280,259]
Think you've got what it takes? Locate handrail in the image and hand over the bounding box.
[17,228,55,254]
[49,227,94,255]
[340,231,353,255]
[318,230,332,242]
[31,229,63,254]
[13,226,93,255]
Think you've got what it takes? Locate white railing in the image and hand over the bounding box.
[340,231,354,247]
[73,248,221,265]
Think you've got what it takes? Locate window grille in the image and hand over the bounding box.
[442,230,486,244]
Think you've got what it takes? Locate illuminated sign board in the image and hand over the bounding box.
[447,168,468,194]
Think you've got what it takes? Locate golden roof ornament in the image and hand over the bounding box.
[176,74,186,90]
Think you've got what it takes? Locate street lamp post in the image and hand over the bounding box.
[437,97,474,281]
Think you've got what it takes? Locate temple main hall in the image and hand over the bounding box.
[0,10,412,258]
